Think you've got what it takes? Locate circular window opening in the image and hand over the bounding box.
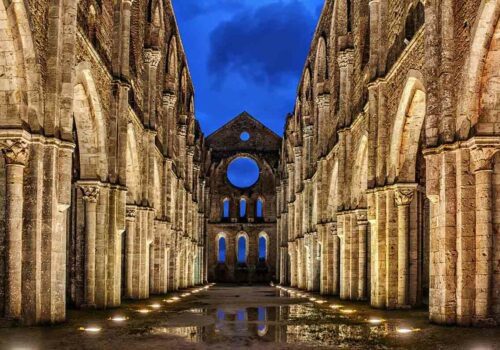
[227,157,260,188]
[240,132,250,142]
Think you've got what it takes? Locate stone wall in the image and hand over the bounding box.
[0,0,205,325]
[205,112,281,283]
[278,0,500,327]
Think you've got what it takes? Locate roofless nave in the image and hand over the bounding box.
[0,0,498,347]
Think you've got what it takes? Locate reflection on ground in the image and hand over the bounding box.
[0,285,498,349]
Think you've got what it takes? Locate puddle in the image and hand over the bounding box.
[149,303,393,348]
[0,286,498,349]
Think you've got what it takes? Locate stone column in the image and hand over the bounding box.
[162,94,177,158]
[338,215,347,299]
[80,184,100,307]
[146,130,157,206]
[331,224,340,295]
[143,49,162,129]
[112,0,133,79]
[471,148,497,323]
[337,50,354,127]
[368,0,380,78]
[294,147,302,193]
[357,211,368,300]
[316,94,330,156]
[125,206,137,298]
[395,186,415,307]
[1,139,29,319]
[177,117,188,177]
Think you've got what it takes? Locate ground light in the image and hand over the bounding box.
[367,318,384,324]
[79,327,102,333]
[150,303,161,309]
[137,309,151,314]
[330,304,343,309]
[396,327,420,334]
[109,316,128,322]
[315,300,327,304]
[340,309,356,314]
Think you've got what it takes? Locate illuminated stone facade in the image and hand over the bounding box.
[205,113,281,283]
[277,0,500,327]
[0,0,205,325]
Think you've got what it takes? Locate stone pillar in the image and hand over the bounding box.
[292,242,297,287]
[303,126,313,178]
[471,148,497,324]
[338,215,347,299]
[337,50,354,127]
[316,94,330,156]
[143,49,162,129]
[385,189,398,308]
[162,94,177,158]
[331,224,340,295]
[80,184,100,307]
[177,117,188,177]
[112,0,133,79]
[294,147,302,193]
[395,187,415,307]
[368,0,380,78]
[357,211,368,300]
[1,139,29,319]
[125,206,137,298]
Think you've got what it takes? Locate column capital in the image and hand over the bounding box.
[143,49,162,68]
[329,223,338,236]
[303,125,314,137]
[126,206,137,220]
[0,139,30,166]
[80,185,100,203]
[355,210,368,224]
[293,146,302,157]
[395,187,415,206]
[315,93,331,109]
[162,93,177,108]
[471,147,498,172]
[337,49,355,68]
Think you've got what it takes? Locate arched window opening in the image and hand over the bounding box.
[259,236,267,262]
[239,198,247,219]
[237,235,247,263]
[361,11,370,68]
[88,5,97,45]
[256,198,264,219]
[217,309,226,321]
[315,37,327,84]
[222,198,230,220]
[405,2,425,43]
[218,236,226,263]
[347,0,352,33]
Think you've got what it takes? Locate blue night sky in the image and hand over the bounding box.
[171,0,325,136]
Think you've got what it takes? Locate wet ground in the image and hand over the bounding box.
[0,284,498,350]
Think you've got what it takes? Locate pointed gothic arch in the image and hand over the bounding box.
[457,0,500,138]
[73,63,109,181]
[388,73,426,183]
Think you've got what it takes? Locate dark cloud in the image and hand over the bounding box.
[207,1,317,88]
[173,0,244,21]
